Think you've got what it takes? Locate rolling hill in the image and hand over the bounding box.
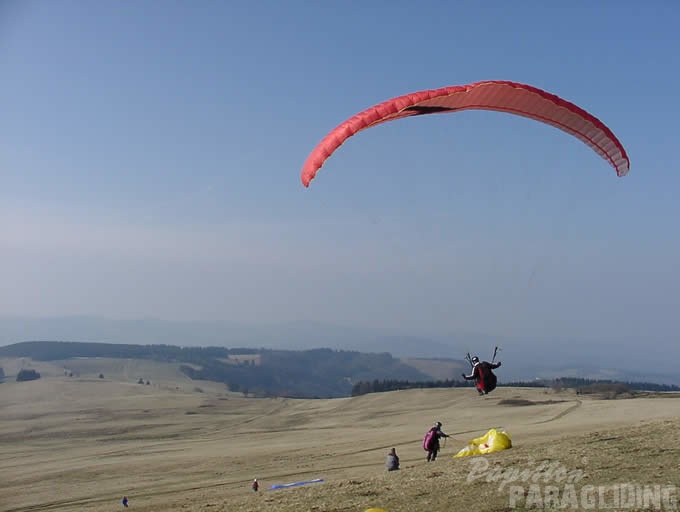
[1,368,679,512]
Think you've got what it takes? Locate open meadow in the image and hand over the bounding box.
[1,358,679,512]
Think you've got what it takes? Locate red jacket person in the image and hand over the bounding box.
[462,356,501,395]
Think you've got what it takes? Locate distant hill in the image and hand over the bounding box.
[401,357,468,381]
[0,341,433,398]
[0,316,458,356]
[2,315,678,388]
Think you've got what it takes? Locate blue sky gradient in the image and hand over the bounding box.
[2,2,679,361]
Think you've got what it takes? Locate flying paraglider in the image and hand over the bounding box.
[463,356,502,395]
[300,80,629,187]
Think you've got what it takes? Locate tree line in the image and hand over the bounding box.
[351,376,680,396]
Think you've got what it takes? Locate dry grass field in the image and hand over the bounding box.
[1,358,679,512]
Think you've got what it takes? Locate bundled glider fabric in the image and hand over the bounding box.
[268,478,324,490]
[301,80,630,187]
[454,428,512,458]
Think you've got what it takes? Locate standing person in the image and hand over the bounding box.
[385,447,400,471]
[462,356,502,395]
[423,421,449,462]
[252,478,259,492]
[122,496,129,508]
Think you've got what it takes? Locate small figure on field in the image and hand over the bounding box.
[385,447,400,471]
[252,478,259,492]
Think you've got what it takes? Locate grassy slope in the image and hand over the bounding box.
[1,358,679,512]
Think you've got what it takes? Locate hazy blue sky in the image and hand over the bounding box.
[2,2,679,350]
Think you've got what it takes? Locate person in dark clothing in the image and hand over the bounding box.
[424,421,449,462]
[386,447,400,471]
[462,356,502,395]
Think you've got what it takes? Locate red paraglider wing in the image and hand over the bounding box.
[301,80,629,187]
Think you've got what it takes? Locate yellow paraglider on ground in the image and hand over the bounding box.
[454,428,512,457]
